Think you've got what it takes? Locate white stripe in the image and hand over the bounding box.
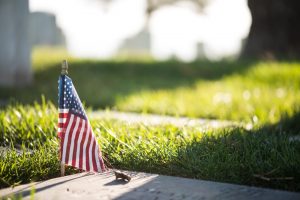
[82,123,90,171]
[95,141,101,172]
[89,130,95,171]
[68,117,80,165]
[58,128,62,132]
[58,118,67,123]
[59,108,69,113]
[75,120,86,168]
[62,114,74,164]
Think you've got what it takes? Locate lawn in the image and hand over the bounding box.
[2,48,300,124]
[0,48,300,191]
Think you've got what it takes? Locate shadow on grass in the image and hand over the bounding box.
[261,109,300,135]
[0,59,256,108]
[111,112,300,192]
[173,129,300,192]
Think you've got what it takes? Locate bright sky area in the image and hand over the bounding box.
[30,0,252,61]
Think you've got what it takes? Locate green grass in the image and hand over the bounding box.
[104,119,300,192]
[1,48,300,125]
[117,63,300,124]
[1,101,300,191]
[0,48,300,192]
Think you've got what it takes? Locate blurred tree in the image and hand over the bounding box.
[145,0,206,16]
[100,0,300,59]
[99,0,207,18]
[241,0,300,59]
[146,0,300,59]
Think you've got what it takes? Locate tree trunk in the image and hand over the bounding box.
[241,0,300,59]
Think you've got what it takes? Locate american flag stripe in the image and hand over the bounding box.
[65,115,77,164]
[92,140,99,171]
[59,113,68,118]
[100,150,105,170]
[58,118,66,123]
[86,132,92,171]
[94,141,101,171]
[75,120,85,168]
[62,114,74,164]
[82,123,90,170]
[79,121,88,169]
[89,133,94,171]
[90,134,97,171]
[72,120,82,167]
[68,117,80,165]
[58,109,68,137]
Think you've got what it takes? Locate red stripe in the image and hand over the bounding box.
[100,161,106,172]
[91,139,97,172]
[60,112,71,161]
[58,111,68,138]
[58,123,64,128]
[59,113,68,118]
[85,130,92,171]
[99,149,106,171]
[79,121,88,169]
[64,116,78,164]
[72,119,83,166]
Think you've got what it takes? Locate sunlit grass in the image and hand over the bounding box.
[117,62,300,124]
[31,46,73,71]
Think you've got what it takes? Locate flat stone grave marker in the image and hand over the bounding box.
[1,171,299,200]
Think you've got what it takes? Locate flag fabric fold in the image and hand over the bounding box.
[58,74,106,172]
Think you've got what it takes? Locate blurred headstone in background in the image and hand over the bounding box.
[196,42,205,60]
[118,27,151,57]
[0,0,32,87]
[29,12,66,47]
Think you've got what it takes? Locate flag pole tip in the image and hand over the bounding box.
[61,60,68,75]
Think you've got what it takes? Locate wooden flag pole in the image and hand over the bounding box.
[61,59,68,75]
[60,60,68,177]
[60,162,65,177]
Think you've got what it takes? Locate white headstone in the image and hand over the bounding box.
[0,0,31,86]
[30,12,66,47]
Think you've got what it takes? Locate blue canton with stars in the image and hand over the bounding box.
[58,75,87,119]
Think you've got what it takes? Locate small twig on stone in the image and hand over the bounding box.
[253,174,293,181]
[253,174,271,181]
[264,167,279,176]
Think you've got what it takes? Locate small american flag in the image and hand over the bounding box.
[58,74,106,172]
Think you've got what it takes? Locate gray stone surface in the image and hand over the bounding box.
[1,171,299,200]
[0,0,32,86]
[90,110,236,129]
